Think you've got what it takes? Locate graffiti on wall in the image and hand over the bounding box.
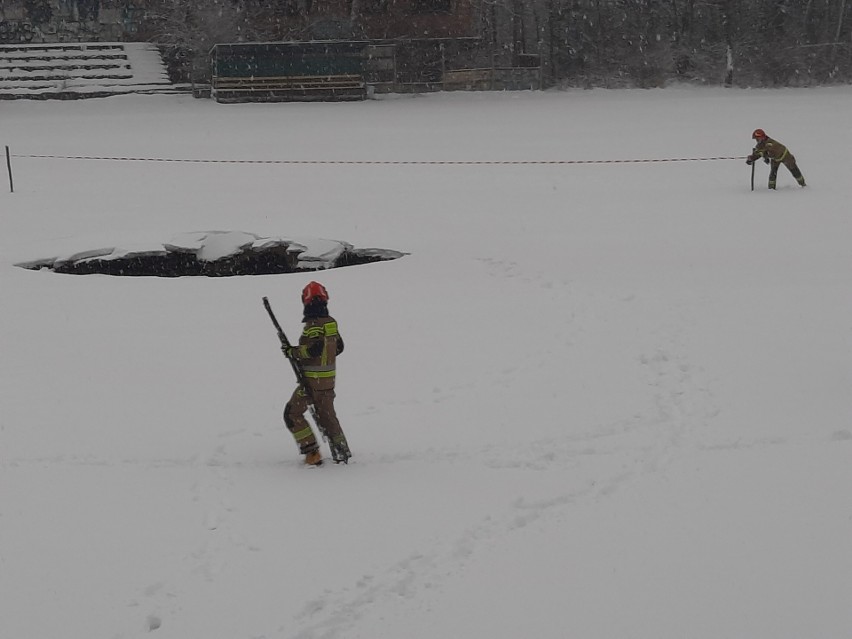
[0,21,36,43]
[0,0,51,43]
[123,6,144,34]
[0,0,145,43]
[61,0,102,22]
[25,0,54,24]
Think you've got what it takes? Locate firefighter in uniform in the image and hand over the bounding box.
[747,129,806,189]
[282,281,351,465]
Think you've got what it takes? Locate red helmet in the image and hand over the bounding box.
[752,128,767,140]
[301,281,329,305]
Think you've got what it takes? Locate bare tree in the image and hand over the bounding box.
[836,0,848,42]
[140,0,852,87]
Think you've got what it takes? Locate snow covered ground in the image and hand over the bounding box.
[1,86,851,639]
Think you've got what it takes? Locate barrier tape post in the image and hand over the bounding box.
[5,146,13,194]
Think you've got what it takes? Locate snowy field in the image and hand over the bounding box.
[1,86,851,639]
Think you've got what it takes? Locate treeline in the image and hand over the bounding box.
[535,0,852,87]
[140,0,852,87]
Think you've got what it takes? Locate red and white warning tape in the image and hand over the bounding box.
[11,153,747,165]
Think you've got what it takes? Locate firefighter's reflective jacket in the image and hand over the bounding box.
[752,137,792,164]
[290,315,344,391]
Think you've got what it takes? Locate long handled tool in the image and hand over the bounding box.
[262,296,325,441]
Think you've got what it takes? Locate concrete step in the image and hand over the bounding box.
[0,54,128,63]
[0,42,176,99]
[0,43,124,54]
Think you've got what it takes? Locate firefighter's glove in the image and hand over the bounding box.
[763,157,771,165]
[282,345,296,359]
[746,156,754,165]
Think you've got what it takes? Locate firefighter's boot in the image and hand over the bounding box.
[305,449,323,466]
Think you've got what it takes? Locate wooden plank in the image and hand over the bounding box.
[214,86,364,93]
[213,74,362,84]
[212,74,365,92]
[214,81,364,89]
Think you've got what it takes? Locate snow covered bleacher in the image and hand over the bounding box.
[0,42,177,100]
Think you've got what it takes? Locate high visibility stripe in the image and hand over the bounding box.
[303,322,337,337]
[304,370,336,378]
[778,148,788,162]
[293,426,313,441]
[322,321,336,367]
[303,362,335,371]
[300,321,339,372]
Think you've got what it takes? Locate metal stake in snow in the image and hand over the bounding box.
[5,146,12,193]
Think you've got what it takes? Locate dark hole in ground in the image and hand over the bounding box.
[16,232,407,277]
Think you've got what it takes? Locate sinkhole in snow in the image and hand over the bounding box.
[16,231,406,277]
